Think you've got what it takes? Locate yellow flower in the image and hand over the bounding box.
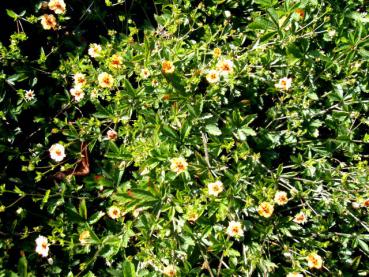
[40,14,57,30]
[275,77,292,91]
[274,191,289,205]
[35,235,49,257]
[258,202,274,218]
[286,272,303,277]
[73,73,87,87]
[107,206,121,219]
[48,0,66,14]
[106,129,118,141]
[163,265,177,277]
[70,86,85,102]
[226,220,244,237]
[208,181,223,197]
[170,157,188,174]
[98,72,114,88]
[293,211,307,224]
[213,48,222,58]
[294,8,305,19]
[206,70,220,84]
[49,143,66,162]
[187,211,199,222]
[162,60,175,74]
[216,59,234,75]
[88,43,102,58]
[110,54,123,69]
[307,253,323,269]
[79,230,90,245]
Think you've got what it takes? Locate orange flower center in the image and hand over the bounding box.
[232,227,239,233]
[55,149,62,156]
[41,242,48,249]
[176,162,185,171]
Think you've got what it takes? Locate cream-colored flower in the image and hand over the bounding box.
[106,129,118,141]
[88,43,102,58]
[35,235,49,257]
[25,90,35,101]
[79,230,90,245]
[216,59,234,75]
[73,73,87,87]
[41,14,57,30]
[275,77,292,91]
[141,68,151,79]
[162,60,175,74]
[187,211,199,222]
[107,206,121,219]
[70,86,85,102]
[286,272,303,277]
[293,211,307,224]
[110,54,123,69]
[206,70,220,84]
[362,199,369,207]
[151,79,159,87]
[48,0,66,14]
[258,202,274,218]
[163,265,177,277]
[208,181,224,197]
[294,8,305,19]
[49,143,66,162]
[274,191,289,205]
[307,253,323,269]
[213,48,221,58]
[98,72,114,88]
[170,157,188,174]
[226,220,244,237]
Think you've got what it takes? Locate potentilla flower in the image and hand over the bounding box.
[274,191,289,205]
[98,72,114,88]
[151,79,159,87]
[307,253,323,269]
[106,129,118,141]
[141,68,151,79]
[107,206,121,219]
[208,181,224,197]
[275,77,292,91]
[49,143,66,162]
[41,14,57,30]
[70,86,85,102]
[216,59,234,75]
[293,211,307,224]
[187,211,199,222]
[294,8,305,19]
[25,90,35,101]
[110,54,123,69]
[206,70,220,84]
[163,265,177,277]
[73,73,87,87]
[48,0,66,14]
[258,202,274,218]
[213,48,221,58]
[79,230,90,245]
[88,43,102,58]
[286,272,303,277]
[362,199,369,207]
[161,60,175,74]
[35,235,49,257]
[226,220,244,237]
[170,157,188,174]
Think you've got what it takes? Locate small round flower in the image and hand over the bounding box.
[35,235,49,257]
[206,70,220,84]
[48,0,66,14]
[106,129,118,141]
[49,143,66,162]
[79,230,91,245]
[208,181,224,197]
[294,8,305,19]
[307,253,323,269]
[274,191,289,205]
[163,265,177,277]
[275,77,292,91]
[216,59,234,75]
[98,72,114,88]
[258,202,274,218]
[226,220,244,237]
[110,54,123,69]
[41,14,57,30]
[187,211,199,222]
[286,272,303,277]
[88,43,102,58]
[362,199,369,207]
[107,206,121,219]
[70,86,85,102]
[170,157,188,174]
[141,68,151,79]
[151,79,159,87]
[293,211,307,224]
[213,48,221,58]
[162,60,175,74]
[73,73,87,87]
[25,90,35,101]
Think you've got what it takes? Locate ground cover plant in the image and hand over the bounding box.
[1,0,369,276]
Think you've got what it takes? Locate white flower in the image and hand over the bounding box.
[208,181,224,196]
[70,86,85,102]
[216,59,234,75]
[25,90,35,101]
[107,206,121,219]
[226,220,244,237]
[163,265,177,276]
[98,72,114,88]
[88,43,102,58]
[73,73,87,87]
[48,0,66,14]
[293,211,307,224]
[35,235,49,257]
[141,68,151,79]
[275,77,292,91]
[49,143,66,162]
[106,129,118,141]
[274,191,289,205]
[170,157,188,174]
[206,70,220,84]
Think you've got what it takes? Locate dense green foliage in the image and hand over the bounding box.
[1,0,369,276]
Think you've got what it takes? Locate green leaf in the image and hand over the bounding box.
[17,256,27,277]
[79,198,88,219]
[122,260,136,277]
[205,124,222,136]
[6,9,18,20]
